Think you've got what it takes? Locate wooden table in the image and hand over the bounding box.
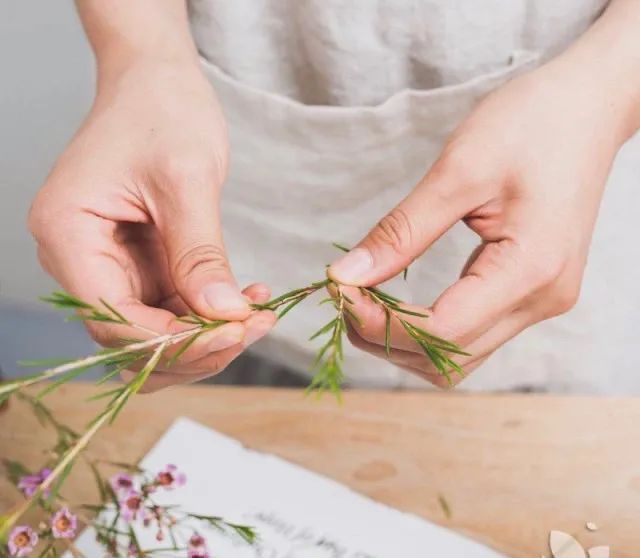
[1,384,638,557]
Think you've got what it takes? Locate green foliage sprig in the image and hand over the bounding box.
[1,396,255,557]
[0,245,466,550]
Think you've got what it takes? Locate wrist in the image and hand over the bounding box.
[95,42,201,85]
[535,51,640,150]
[543,0,640,146]
[94,53,210,106]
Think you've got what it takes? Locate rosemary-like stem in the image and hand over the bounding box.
[0,389,126,541]
[0,328,201,397]
[0,342,168,541]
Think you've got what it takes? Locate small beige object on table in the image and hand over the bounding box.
[0,384,638,557]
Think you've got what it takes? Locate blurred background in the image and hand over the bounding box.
[0,2,96,369]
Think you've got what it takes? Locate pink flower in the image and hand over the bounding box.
[119,489,145,522]
[189,533,206,549]
[188,532,209,558]
[7,525,38,557]
[17,468,51,498]
[51,507,77,539]
[109,473,134,495]
[154,464,186,490]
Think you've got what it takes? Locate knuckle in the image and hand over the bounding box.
[525,255,564,291]
[172,243,229,281]
[546,282,581,317]
[369,207,414,256]
[159,152,223,188]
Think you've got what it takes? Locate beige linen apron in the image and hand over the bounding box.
[188,0,640,394]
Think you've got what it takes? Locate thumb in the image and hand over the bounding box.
[157,192,249,320]
[328,166,469,286]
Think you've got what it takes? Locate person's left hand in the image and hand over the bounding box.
[328,60,633,388]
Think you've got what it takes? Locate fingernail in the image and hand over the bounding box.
[203,283,248,312]
[329,247,373,283]
[208,331,244,352]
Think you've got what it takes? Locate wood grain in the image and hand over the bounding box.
[1,384,638,557]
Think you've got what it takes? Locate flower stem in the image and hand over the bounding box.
[0,328,202,398]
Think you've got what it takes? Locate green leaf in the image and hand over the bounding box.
[109,342,166,423]
[166,331,204,367]
[2,460,31,485]
[309,318,337,341]
[95,363,132,386]
[344,306,362,326]
[17,357,74,368]
[384,308,392,357]
[36,362,96,399]
[366,286,402,304]
[228,523,258,544]
[391,307,430,318]
[438,493,452,519]
[37,541,55,558]
[47,459,75,503]
[88,460,108,503]
[99,299,130,325]
[277,296,305,319]
[86,386,124,402]
[41,291,93,310]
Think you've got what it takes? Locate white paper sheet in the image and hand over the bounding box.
[72,417,504,557]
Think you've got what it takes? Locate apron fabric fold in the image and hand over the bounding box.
[188,0,640,393]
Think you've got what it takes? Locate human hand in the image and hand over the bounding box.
[328,57,636,387]
[29,58,275,390]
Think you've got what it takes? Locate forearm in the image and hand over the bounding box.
[75,0,200,80]
[544,0,640,144]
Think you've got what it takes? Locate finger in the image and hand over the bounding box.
[164,284,272,365]
[126,283,275,373]
[426,239,536,345]
[122,310,276,392]
[153,176,249,321]
[38,213,199,348]
[346,325,452,388]
[121,344,245,393]
[328,156,483,286]
[242,283,271,305]
[348,308,531,387]
[403,352,491,387]
[338,286,438,353]
[162,309,275,374]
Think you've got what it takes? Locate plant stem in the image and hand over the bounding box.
[0,328,202,398]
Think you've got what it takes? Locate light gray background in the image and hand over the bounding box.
[0,2,97,371]
[0,1,94,303]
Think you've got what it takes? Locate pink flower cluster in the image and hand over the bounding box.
[7,508,76,557]
[7,464,186,557]
[109,464,187,524]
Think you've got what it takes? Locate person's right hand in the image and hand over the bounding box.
[28,59,276,391]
